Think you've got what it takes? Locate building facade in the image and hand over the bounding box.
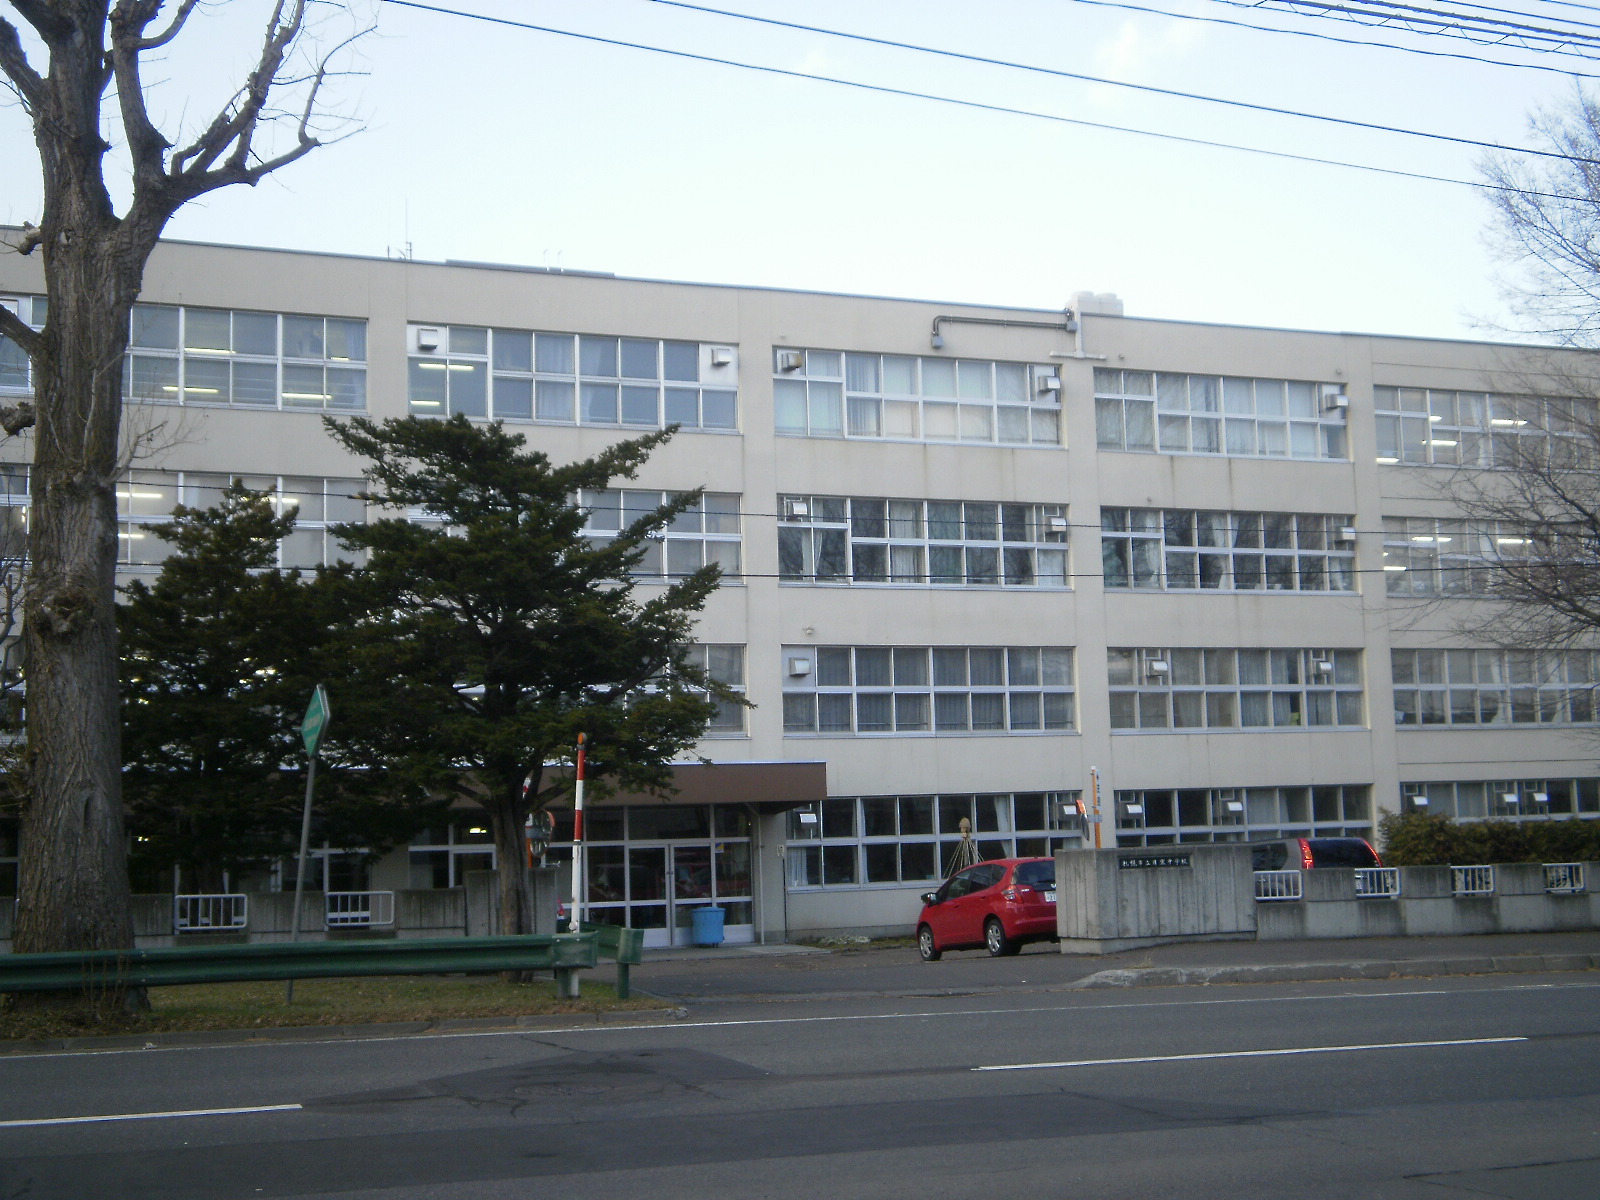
[2,234,1597,945]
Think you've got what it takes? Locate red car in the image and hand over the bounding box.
[916,857,1058,960]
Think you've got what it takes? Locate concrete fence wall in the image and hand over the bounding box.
[1255,862,1600,940]
[0,868,560,952]
[1057,848,1600,953]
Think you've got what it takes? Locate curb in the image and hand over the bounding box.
[1072,954,1600,989]
[0,1003,687,1056]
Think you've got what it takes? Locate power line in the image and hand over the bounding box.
[1228,0,1600,56]
[1065,0,1600,78]
[644,0,1594,164]
[381,0,1585,200]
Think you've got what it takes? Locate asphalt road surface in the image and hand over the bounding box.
[1,972,1597,1199]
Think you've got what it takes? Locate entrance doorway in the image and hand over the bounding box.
[564,805,754,947]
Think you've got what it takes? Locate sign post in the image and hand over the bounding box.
[570,734,587,932]
[287,685,330,1004]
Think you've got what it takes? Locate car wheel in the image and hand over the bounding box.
[985,916,1017,957]
[917,924,941,962]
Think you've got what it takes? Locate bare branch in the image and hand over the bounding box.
[6,0,72,42]
[135,0,201,51]
[0,14,44,110]
[0,305,37,357]
[108,0,177,191]
[169,0,308,180]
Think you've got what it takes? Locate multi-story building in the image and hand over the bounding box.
[2,233,1597,945]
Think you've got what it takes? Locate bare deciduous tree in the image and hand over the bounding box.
[1482,86,1600,347]
[0,0,362,996]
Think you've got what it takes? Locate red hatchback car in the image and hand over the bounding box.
[916,857,1058,960]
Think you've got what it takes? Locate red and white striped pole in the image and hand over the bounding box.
[570,733,587,930]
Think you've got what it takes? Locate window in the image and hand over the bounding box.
[1372,386,1588,467]
[1113,785,1371,846]
[408,325,738,431]
[116,471,366,569]
[1109,647,1364,730]
[773,349,1061,446]
[1400,778,1600,821]
[1392,648,1599,727]
[782,645,1075,735]
[1101,508,1354,591]
[681,644,747,735]
[0,295,43,394]
[784,791,1082,889]
[579,489,741,580]
[1382,517,1531,595]
[779,496,1068,587]
[1095,369,1347,459]
[126,305,366,411]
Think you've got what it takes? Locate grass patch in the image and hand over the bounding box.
[0,974,668,1042]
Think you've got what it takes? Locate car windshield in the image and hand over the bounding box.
[1013,861,1055,888]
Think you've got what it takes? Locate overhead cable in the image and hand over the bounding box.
[1065,0,1600,78]
[645,0,1595,164]
[381,0,1587,200]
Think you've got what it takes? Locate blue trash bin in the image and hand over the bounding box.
[690,905,725,946]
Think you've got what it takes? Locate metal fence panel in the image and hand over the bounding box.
[1253,870,1303,901]
[1452,865,1496,896]
[1354,867,1400,899]
[1543,863,1586,895]
[173,894,248,931]
[325,891,396,927]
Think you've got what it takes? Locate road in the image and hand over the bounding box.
[1,971,1597,1198]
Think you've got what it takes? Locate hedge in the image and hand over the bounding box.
[1378,810,1600,867]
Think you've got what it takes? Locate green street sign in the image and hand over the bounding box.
[301,684,330,758]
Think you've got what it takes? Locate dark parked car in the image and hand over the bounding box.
[1249,837,1382,871]
[916,857,1057,960]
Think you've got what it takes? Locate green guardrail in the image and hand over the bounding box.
[580,922,644,999]
[0,932,599,997]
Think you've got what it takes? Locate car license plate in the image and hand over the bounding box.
[1043,890,1056,903]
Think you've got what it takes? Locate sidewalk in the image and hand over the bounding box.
[633,929,1600,1002]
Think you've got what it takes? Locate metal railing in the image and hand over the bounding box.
[0,932,600,994]
[1354,867,1400,899]
[1544,863,1586,895]
[325,891,395,928]
[173,893,248,932]
[1253,870,1303,901]
[1452,865,1496,896]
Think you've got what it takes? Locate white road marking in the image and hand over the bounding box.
[0,1103,302,1129]
[974,1036,1529,1072]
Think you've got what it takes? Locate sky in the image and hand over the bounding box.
[0,0,1590,340]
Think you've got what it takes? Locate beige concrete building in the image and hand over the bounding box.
[1,235,1596,945]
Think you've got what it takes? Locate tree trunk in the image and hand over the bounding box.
[11,203,155,1011]
[486,788,533,938]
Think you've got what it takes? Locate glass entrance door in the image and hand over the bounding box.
[570,805,755,947]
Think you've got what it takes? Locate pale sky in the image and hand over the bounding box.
[0,0,1585,340]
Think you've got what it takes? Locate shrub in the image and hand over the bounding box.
[1379,810,1600,866]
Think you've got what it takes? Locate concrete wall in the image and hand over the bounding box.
[1055,844,1258,953]
[0,883,523,951]
[1253,862,1600,939]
